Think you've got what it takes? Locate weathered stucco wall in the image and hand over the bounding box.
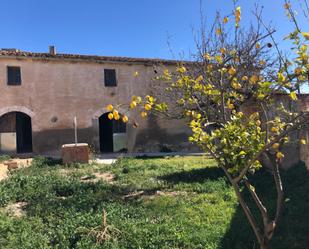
[0,57,194,155]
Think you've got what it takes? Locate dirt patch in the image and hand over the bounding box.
[2,202,28,218]
[155,191,188,197]
[0,164,7,181]
[0,158,32,181]
[80,172,115,184]
[10,158,33,168]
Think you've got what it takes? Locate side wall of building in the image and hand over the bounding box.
[241,94,309,169]
[299,98,309,169]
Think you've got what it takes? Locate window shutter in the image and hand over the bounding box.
[104,69,117,87]
[7,66,21,85]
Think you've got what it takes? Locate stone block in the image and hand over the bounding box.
[5,161,18,170]
[61,143,89,164]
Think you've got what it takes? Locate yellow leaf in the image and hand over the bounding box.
[130,101,137,109]
[216,28,222,35]
[271,127,279,133]
[227,103,235,109]
[112,110,119,116]
[301,32,309,40]
[177,99,185,105]
[195,113,202,119]
[278,72,285,83]
[108,113,114,120]
[284,3,290,9]
[163,69,170,76]
[196,75,203,82]
[249,75,259,84]
[177,66,187,73]
[223,16,229,24]
[276,152,285,159]
[231,81,241,89]
[294,67,302,75]
[228,67,236,76]
[146,95,155,103]
[290,91,298,101]
[272,143,280,150]
[300,139,307,145]
[203,53,211,60]
[242,75,248,81]
[255,43,261,49]
[235,6,241,26]
[122,115,129,123]
[207,64,213,71]
[106,104,113,112]
[132,95,141,103]
[114,113,120,120]
[220,47,226,54]
[133,71,139,77]
[215,55,223,63]
[249,184,255,192]
[145,104,152,111]
[140,111,148,118]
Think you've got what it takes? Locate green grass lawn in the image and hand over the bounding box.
[0,156,308,249]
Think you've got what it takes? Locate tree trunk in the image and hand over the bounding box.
[260,240,268,249]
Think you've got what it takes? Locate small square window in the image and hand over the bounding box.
[7,66,21,85]
[104,69,117,87]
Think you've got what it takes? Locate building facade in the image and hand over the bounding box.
[0,48,194,156]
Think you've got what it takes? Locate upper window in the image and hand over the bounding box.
[104,69,117,87]
[7,66,21,85]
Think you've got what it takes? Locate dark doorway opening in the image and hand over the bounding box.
[99,113,127,153]
[16,112,33,153]
[0,112,33,153]
[99,113,113,153]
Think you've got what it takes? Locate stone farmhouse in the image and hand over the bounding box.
[0,47,308,169]
[0,47,193,156]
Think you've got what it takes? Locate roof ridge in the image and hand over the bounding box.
[0,50,193,65]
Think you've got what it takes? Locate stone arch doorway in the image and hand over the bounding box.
[0,112,33,153]
[99,113,127,153]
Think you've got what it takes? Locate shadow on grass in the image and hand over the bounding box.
[220,162,309,249]
[31,156,62,167]
[25,182,130,217]
[135,155,166,159]
[25,167,225,217]
[158,166,225,184]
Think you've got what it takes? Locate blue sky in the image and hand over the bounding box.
[0,0,307,60]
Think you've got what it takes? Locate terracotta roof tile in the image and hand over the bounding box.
[0,50,187,65]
